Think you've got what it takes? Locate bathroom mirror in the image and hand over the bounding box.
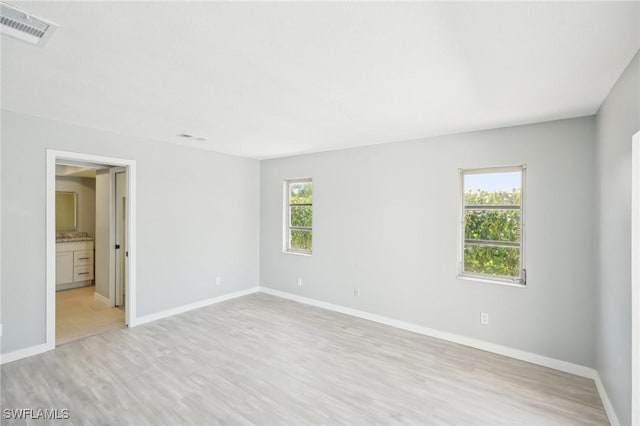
[56,191,77,231]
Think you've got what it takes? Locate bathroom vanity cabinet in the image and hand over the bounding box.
[56,240,94,290]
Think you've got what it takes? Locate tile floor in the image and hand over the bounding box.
[56,285,125,345]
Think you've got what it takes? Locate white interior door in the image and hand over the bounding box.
[115,171,127,307]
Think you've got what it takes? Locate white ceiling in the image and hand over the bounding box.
[55,164,97,178]
[2,2,639,159]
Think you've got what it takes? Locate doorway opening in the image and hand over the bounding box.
[46,150,137,349]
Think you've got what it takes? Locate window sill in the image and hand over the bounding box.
[457,274,526,288]
[283,250,312,257]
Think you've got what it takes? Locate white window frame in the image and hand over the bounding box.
[457,165,526,287]
[283,178,313,256]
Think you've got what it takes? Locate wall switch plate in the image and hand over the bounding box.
[215,276,221,286]
[0,324,3,337]
[480,312,489,325]
[297,277,303,287]
[354,287,360,296]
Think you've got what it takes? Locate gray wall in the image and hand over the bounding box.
[595,50,640,426]
[1,110,261,354]
[261,116,597,367]
[55,176,96,237]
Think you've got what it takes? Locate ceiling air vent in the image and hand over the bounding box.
[177,133,208,142]
[0,2,58,47]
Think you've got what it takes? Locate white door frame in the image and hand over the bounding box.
[46,149,137,350]
[632,130,640,426]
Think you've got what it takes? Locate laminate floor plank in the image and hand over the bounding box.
[1,293,608,425]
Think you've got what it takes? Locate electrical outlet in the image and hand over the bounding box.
[215,276,221,286]
[297,277,303,287]
[480,312,489,325]
[354,287,360,296]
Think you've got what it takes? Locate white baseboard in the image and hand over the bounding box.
[594,373,621,426]
[131,287,260,327]
[94,291,111,306]
[1,343,49,365]
[259,287,597,380]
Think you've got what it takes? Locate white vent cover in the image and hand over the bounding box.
[0,2,58,47]
[177,133,208,142]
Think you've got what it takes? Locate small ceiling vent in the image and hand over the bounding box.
[177,133,208,142]
[0,2,58,47]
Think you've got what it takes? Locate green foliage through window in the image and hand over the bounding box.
[464,245,520,277]
[465,210,520,242]
[287,180,313,253]
[291,230,312,252]
[462,169,524,282]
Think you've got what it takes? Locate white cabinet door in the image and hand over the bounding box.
[56,252,74,285]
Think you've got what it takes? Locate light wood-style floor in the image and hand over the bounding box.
[56,285,125,345]
[2,293,607,425]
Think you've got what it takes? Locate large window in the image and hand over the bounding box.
[285,178,313,254]
[459,166,526,285]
